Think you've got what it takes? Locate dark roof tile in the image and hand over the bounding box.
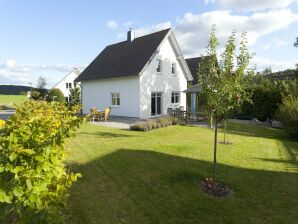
[76,29,171,82]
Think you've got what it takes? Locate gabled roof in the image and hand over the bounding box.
[185,57,205,85]
[53,68,81,89]
[76,29,171,82]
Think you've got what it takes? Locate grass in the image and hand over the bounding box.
[0,94,28,107]
[66,122,298,224]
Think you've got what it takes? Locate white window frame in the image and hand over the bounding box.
[171,92,180,104]
[171,62,176,75]
[156,59,162,74]
[111,92,120,107]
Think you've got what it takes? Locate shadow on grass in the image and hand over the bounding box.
[79,131,136,138]
[67,149,298,224]
[223,122,288,140]
[222,123,298,170]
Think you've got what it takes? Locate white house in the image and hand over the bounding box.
[76,29,193,119]
[53,68,81,102]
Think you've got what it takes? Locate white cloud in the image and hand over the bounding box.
[106,20,118,30]
[263,44,271,50]
[252,56,297,72]
[0,60,85,87]
[174,9,298,56]
[205,0,296,11]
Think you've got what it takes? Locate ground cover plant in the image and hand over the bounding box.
[65,122,298,224]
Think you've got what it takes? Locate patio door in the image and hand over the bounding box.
[151,92,162,116]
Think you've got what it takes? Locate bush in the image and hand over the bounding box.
[48,88,65,103]
[276,96,298,139]
[0,119,5,128]
[0,101,82,223]
[30,90,40,100]
[130,116,177,132]
[236,87,282,121]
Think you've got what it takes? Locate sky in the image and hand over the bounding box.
[0,0,297,87]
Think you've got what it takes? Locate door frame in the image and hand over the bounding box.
[151,92,163,117]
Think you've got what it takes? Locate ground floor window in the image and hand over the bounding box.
[171,92,180,104]
[151,92,162,116]
[111,93,120,106]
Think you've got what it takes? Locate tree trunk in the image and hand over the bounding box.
[223,118,226,144]
[210,113,213,128]
[213,112,218,181]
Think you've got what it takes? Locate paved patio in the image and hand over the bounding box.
[89,116,145,129]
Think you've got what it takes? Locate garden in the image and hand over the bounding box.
[0,26,297,224]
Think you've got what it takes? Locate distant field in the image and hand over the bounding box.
[0,94,28,106]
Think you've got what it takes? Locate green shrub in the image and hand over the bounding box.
[30,90,40,100]
[130,116,177,132]
[0,101,82,223]
[48,88,65,103]
[276,96,298,139]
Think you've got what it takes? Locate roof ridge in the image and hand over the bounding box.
[106,28,171,47]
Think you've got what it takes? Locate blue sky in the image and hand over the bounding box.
[0,0,297,87]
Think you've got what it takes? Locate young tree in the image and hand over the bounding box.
[198,25,253,181]
[36,76,48,99]
[69,83,81,106]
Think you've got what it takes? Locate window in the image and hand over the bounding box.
[66,83,72,89]
[156,59,162,73]
[171,62,176,75]
[171,92,180,104]
[111,93,120,106]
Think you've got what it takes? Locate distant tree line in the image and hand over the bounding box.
[0,85,31,95]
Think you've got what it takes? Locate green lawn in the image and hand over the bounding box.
[0,94,28,106]
[66,122,298,224]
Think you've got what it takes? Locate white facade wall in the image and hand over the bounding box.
[81,76,140,117]
[53,69,80,98]
[139,37,188,119]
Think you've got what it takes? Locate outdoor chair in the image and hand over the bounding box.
[89,107,100,122]
[104,107,111,121]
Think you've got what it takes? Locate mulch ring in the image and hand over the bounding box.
[200,177,232,197]
[218,141,233,145]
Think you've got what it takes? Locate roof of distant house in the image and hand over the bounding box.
[185,57,205,85]
[76,29,172,82]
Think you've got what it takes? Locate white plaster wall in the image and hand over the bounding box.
[139,37,188,119]
[81,76,140,117]
[53,69,80,97]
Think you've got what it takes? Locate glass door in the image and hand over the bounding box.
[151,92,162,116]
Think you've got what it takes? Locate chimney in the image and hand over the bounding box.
[127,28,135,43]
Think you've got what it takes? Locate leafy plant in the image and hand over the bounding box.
[48,88,65,103]
[0,101,82,223]
[276,96,298,139]
[198,25,254,180]
[69,83,81,106]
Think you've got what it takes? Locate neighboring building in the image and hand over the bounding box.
[185,57,204,112]
[53,68,81,102]
[76,29,193,119]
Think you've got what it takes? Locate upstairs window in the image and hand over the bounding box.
[111,93,120,106]
[171,62,176,75]
[156,59,162,73]
[171,92,180,104]
[66,83,72,89]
